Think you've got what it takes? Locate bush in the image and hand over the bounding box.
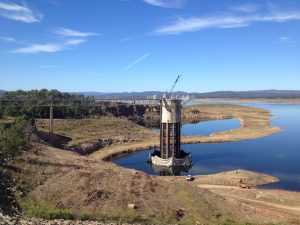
[0,116,34,159]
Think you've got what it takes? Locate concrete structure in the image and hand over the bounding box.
[160,98,181,159]
[150,97,192,168]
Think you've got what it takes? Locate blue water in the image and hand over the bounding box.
[182,118,240,136]
[113,102,300,191]
[153,118,240,136]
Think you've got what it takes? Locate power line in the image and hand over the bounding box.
[0,103,160,108]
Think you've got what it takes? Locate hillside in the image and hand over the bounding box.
[72,90,300,99]
[2,89,300,99]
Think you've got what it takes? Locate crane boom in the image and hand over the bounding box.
[169,74,182,95]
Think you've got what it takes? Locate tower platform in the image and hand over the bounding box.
[150,149,192,167]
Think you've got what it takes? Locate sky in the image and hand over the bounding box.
[0,0,300,92]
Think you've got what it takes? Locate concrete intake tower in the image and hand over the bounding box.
[150,96,192,167]
[160,98,181,159]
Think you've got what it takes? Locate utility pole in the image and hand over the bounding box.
[49,100,53,143]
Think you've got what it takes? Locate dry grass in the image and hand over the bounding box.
[36,116,158,147]
[10,104,299,224]
[13,144,231,224]
[16,143,296,225]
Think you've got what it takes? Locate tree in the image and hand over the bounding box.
[0,89,100,119]
[0,116,33,159]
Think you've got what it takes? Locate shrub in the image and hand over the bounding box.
[0,116,34,159]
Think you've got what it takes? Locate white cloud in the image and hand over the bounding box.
[122,53,150,71]
[119,37,135,42]
[279,36,292,43]
[143,0,186,8]
[0,1,42,23]
[10,27,96,54]
[54,27,98,37]
[279,36,289,42]
[65,39,86,45]
[153,11,300,35]
[229,4,260,13]
[0,36,28,45]
[0,36,18,43]
[13,44,63,53]
[12,38,87,54]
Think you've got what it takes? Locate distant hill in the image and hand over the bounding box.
[192,90,300,99]
[73,90,300,99]
[71,91,189,99]
[2,89,300,99]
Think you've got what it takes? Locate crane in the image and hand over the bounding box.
[167,74,182,97]
[163,75,182,111]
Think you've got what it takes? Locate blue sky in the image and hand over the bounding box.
[0,0,299,92]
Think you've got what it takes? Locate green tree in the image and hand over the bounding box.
[0,116,33,159]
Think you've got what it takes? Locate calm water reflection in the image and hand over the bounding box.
[153,118,240,136]
[182,118,240,136]
[113,102,300,191]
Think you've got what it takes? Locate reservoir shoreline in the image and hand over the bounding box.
[5,103,299,224]
[91,104,281,161]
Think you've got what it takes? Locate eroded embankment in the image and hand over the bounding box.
[91,104,281,161]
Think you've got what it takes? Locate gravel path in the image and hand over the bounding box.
[0,213,141,225]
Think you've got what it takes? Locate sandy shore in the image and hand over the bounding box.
[91,104,281,161]
[193,98,300,104]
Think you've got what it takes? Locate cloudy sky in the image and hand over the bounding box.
[0,0,300,92]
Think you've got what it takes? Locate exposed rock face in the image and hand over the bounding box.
[69,137,138,155]
[36,131,72,149]
[69,139,112,155]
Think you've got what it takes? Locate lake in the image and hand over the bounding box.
[113,102,300,191]
[153,118,240,136]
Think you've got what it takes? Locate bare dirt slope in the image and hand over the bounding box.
[12,143,240,224]
[197,185,300,224]
[12,143,300,225]
[5,104,298,224]
[163,171,300,224]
